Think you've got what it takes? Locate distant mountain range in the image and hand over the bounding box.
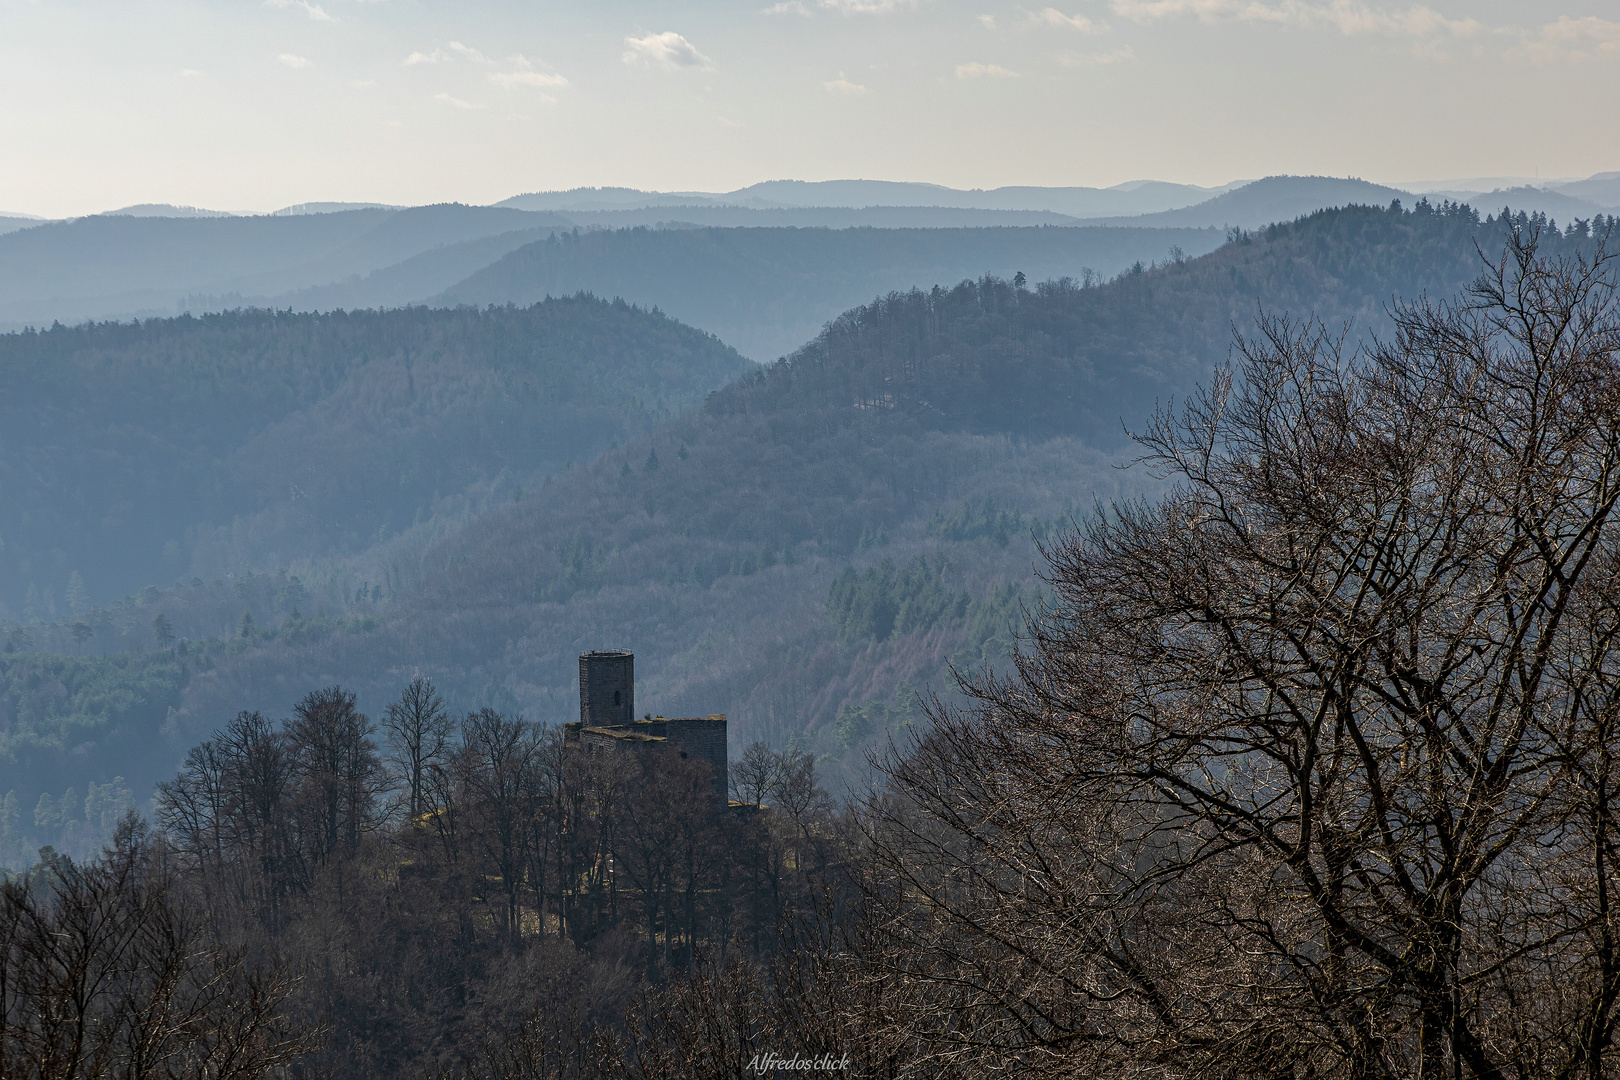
[0,215,42,238]
[8,199,1606,817]
[9,171,1615,228]
[0,204,569,328]
[427,224,1226,361]
[1076,176,1411,228]
[0,174,1613,355]
[494,178,1248,217]
[494,172,1620,223]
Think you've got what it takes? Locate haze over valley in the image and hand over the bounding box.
[5,0,1620,1072]
[2,189,1604,831]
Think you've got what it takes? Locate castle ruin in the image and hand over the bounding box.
[564,651,729,804]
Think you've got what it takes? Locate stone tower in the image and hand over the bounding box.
[567,650,729,805]
[579,651,634,726]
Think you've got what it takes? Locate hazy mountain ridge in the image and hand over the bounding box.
[0,204,571,328]
[8,174,1612,343]
[559,205,1097,228]
[432,224,1227,360]
[244,225,563,315]
[1416,183,1620,222]
[498,173,1620,225]
[2,201,1611,821]
[495,177,1241,216]
[132,202,1600,804]
[1073,175,1410,228]
[0,298,751,621]
[1548,171,1620,206]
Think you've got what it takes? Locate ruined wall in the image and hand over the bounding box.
[663,716,728,802]
[568,716,729,806]
[573,651,728,806]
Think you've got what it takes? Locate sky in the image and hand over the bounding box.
[1,0,1617,218]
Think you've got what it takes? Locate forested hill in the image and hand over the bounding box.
[3,202,1608,843]
[144,202,1610,803]
[0,204,569,328]
[713,199,1530,443]
[0,299,751,618]
[432,224,1226,361]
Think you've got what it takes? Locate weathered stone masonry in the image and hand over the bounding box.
[564,651,728,804]
[578,650,634,727]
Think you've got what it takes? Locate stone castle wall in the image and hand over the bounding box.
[568,651,729,807]
[662,716,728,801]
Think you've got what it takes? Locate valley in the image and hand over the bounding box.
[3,197,1598,867]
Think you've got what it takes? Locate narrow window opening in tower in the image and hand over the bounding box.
[613,690,621,707]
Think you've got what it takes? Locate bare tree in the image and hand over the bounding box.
[616,751,720,981]
[384,674,453,819]
[458,708,544,944]
[864,230,1620,1078]
[730,741,783,807]
[0,827,317,1079]
[773,751,832,855]
[287,686,386,863]
[157,710,303,925]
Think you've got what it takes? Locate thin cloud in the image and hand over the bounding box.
[1317,3,1482,37]
[449,41,493,64]
[1109,0,1289,21]
[978,14,997,29]
[763,0,919,16]
[956,60,1020,77]
[823,72,869,94]
[278,54,314,68]
[405,49,450,65]
[177,68,203,78]
[1513,15,1620,63]
[820,0,919,10]
[491,70,570,89]
[1059,45,1137,64]
[434,92,484,109]
[623,31,713,70]
[265,0,334,21]
[1104,0,1620,64]
[1038,8,1099,31]
[1109,0,1482,37]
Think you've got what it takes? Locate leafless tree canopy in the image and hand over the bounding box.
[0,823,313,1080]
[25,229,1620,1080]
[862,231,1620,1079]
[386,675,453,819]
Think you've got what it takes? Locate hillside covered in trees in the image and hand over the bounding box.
[0,204,569,328]
[4,200,1612,841]
[436,223,1227,361]
[10,226,1619,1080]
[0,297,751,621]
[15,201,1593,806]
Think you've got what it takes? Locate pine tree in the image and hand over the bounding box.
[66,571,89,616]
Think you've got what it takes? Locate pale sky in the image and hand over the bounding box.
[1,0,1617,218]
